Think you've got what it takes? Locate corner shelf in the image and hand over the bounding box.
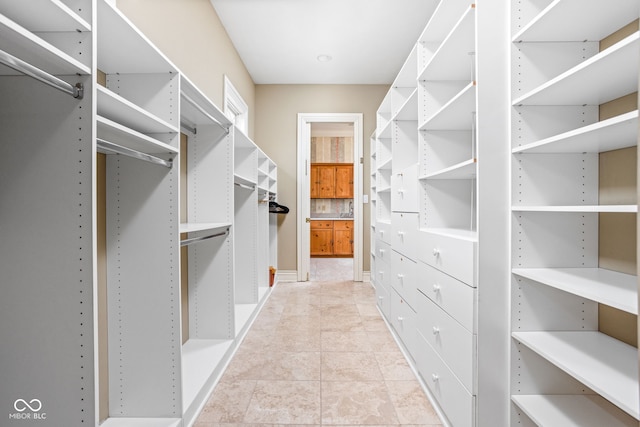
[420,81,476,130]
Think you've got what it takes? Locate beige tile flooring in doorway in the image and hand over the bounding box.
[194,258,443,427]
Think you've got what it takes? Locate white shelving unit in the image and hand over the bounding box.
[0,1,278,426]
[510,1,639,426]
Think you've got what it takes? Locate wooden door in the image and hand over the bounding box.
[335,164,353,198]
[310,164,319,198]
[333,220,353,255]
[317,165,336,198]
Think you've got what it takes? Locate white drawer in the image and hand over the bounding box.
[377,221,392,244]
[416,292,475,392]
[417,262,475,332]
[391,250,417,309]
[375,282,390,319]
[418,230,476,286]
[376,239,391,265]
[415,332,475,427]
[391,212,419,259]
[391,164,418,213]
[390,290,417,358]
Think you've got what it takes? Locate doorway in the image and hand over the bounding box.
[297,113,363,282]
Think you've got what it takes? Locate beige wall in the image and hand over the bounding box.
[116,0,256,138]
[255,84,389,271]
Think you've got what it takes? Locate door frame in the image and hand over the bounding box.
[297,113,363,282]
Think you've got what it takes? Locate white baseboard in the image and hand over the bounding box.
[276,270,298,282]
[362,271,371,283]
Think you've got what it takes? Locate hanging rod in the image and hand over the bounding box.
[234,181,255,192]
[181,93,230,134]
[180,229,229,247]
[97,138,173,168]
[0,48,83,99]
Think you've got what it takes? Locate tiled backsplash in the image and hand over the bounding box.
[311,199,353,217]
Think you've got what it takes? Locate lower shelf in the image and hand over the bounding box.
[512,395,636,427]
[100,418,181,427]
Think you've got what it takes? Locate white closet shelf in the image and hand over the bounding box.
[100,418,181,427]
[181,338,234,412]
[97,0,177,74]
[0,14,90,76]
[378,157,393,171]
[512,331,639,419]
[97,116,177,156]
[377,120,393,139]
[512,0,639,42]
[512,205,637,213]
[419,5,475,81]
[512,395,637,427]
[420,227,478,242]
[512,32,639,106]
[392,45,418,88]
[512,267,637,314]
[98,86,179,136]
[512,110,639,154]
[180,76,231,128]
[234,127,256,150]
[419,0,474,43]
[377,185,392,193]
[0,0,91,32]
[234,174,257,188]
[180,222,232,235]
[420,81,476,130]
[393,89,418,121]
[420,158,476,180]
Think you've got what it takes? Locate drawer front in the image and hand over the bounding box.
[375,281,390,319]
[418,230,476,286]
[376,239,391,266]
[391,212,419,259]
[416,292,475,392]
[310,220,333,229]
[415,332,475,427]
[417,262,475,332]
[390,290,417,357]
[391,164,418,213]
[391,250,417,309]
[334,220,353,230]
[375,245,392,291]
[377,221,391,244]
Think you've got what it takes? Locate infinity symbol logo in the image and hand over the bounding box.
[14,399,42,412]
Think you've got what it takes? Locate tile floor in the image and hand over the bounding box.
[194,259,443,427]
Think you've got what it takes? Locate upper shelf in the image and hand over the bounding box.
[512,0,640,42]
[420,158,476,180]
[512,205,637,213]
[420,81,476,130]
[180,76,232,130]
[513,110,638,154]
[419,0,473,43]
[0,0,90,32]
[0,13,90,76]
[419,5,475,81]
[512,331,639,420]
[97,116,178,156]
[512,267,637,314]
[97,0,177,74]
[513,32,639,106]
[391,44,418,88]
[394,89,418,121]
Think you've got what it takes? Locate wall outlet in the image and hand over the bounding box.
[363,195,369,203]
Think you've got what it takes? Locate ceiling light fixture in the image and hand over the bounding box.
[317,54,332,62]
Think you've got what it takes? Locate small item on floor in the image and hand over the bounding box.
[269,201,289,214]
[269,266,276,287]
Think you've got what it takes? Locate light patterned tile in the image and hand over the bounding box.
[321,381,399,425]
[362,316,388,332]
[374,351,417,381]
[320,314,365,332]
[367,330,401,352]
[357,302,381,317]
[197,380,256,423]
[386,380,443,425]
[321,331,372,352]
[321,303,360,317]
[322,351,383,381]
[223,351,321,381]
[243,380,321,424]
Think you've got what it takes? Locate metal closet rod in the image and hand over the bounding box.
[0,48,83,99]
[180,228,229,247]
[181,93,230,134]
[97,138,173,169]
[234,181,255,191]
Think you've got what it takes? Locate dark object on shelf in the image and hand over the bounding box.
[269,201,289,214]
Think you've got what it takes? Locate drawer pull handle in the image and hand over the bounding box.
[397,274,404,280]
[433,284,441,293]
[431,374,439,382]
[397,316,404,322]
[378,296,384,300]
[433,248,440,257]
[397,231,405,237]
[432,326,440,335]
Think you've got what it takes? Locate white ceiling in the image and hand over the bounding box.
[209,0,438,85]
